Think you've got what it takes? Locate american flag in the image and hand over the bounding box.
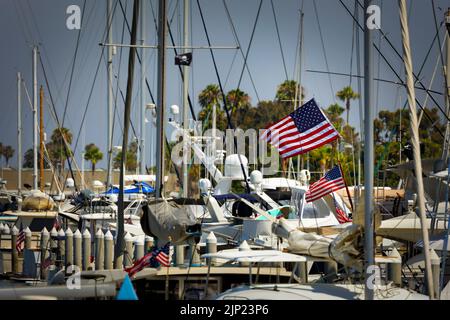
[41,256,53,269]
[53,216,62,231]
[125,251,154,277]
[305,166,346,203]
[332,196,352,224]
[124,243,171,277]
[260,98,339,159]
[16,225,26,253]
[154,243,170,267]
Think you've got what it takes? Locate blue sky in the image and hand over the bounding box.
[0,0,448,170]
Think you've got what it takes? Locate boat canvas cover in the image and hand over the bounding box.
[141,199,197,244]
[104,182,154,195]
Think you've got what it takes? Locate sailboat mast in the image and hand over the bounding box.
[182,0,190,198]
[363,0,375,301]
[114,0,140,268]
[106,0,114,189]
[17,72,22,196]
[398,0,435,299]
[156,0,167,198]
[32,46,38,190]
[139,0,146,175]
[296,9,304,179]
[39,86,44,192]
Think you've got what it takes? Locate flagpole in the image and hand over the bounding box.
[337,161,354,212]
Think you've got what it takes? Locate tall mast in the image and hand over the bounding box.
[114,0,139,268]
[444,9,450,160]
[399,0,434,299]
[156,0,167,198]
[296,9,304,178]
[17,72,22,196]
[106,0,114,189]
[32,46,38,190]
[139,0,146,175]
[182,0,190,197]
[363,0,375,300]
[39,86,44,192]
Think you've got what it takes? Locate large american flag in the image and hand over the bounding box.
[260,98,339,159]
[305,166,346,203]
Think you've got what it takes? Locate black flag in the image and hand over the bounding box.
[175,52,192,66]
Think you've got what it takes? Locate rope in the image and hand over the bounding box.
[398,0,434,299]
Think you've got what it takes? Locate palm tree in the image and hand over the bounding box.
[198,84,224,130]
[2,146,14,167]
[275,80,305,105]
[84,143,103,175]
[336,86,360,126]
[226,89,251,114]
[48,127,73,171]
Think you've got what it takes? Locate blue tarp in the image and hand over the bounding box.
[104,182,154,195]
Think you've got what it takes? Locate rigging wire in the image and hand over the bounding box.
[236,0,263,89]
[339,0,446,137]
[61,0,87,127]
[195,0,251,193]
[352,0,446,118]
[38,52,79,191]
[270,0,289,81]
[222,0,261,103]
[312,0,336,103]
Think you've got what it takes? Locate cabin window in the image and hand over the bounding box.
[302,203,329,219]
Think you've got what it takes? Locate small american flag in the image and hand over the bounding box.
[41,256,52,269]
[332,196,352,224]
[260,98,339,159]
[305,166,346,203]
[16,226,26,253]
[154,243,170,267]
[125,251,154,277]
[124,243,171,277]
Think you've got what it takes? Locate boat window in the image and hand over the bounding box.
[302,203,329,219]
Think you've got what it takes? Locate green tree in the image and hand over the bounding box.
[113,141,138,172]
[198,84,227,131]
[23,148,50,169]
[226,89,251,114]
[373,107,444,187]
[275,80,304,105]
[2,145,14,167]
[336,86,360,126]
[84,143,103,175]
[48,127,73,170]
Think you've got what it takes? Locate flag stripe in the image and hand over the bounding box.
[278,126,336,152]
[275,122,333,149]
[280,134,339,158]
